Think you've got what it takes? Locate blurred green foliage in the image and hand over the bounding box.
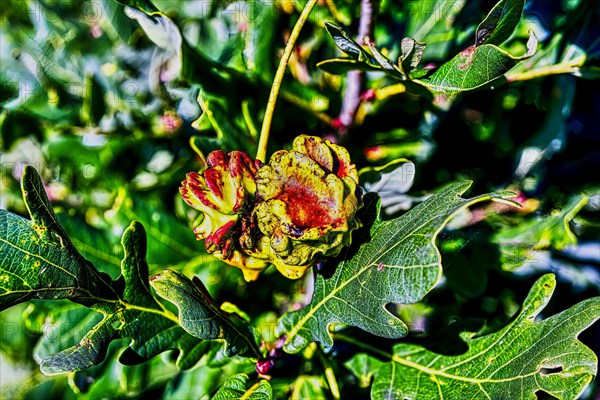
[1,0,599,398]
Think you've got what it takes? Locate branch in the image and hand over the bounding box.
[336,0,377,137]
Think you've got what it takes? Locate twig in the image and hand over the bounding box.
[505,62,581,82]
[337,0,377,136]
[256,0,320,163]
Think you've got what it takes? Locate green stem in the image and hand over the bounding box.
[317,346,341,400]
[256,0,320,163]
[196,94,226,141]
[505,62,581,82]
[241,100,258,138]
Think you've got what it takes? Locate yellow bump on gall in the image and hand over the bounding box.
[254,135,362,279]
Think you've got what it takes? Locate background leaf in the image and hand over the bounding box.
[277,182,516,353]
[161,359,255,400]
[107,188,202,268]
[493,195,588,271]
[344,353,384,388]
[55,211,123,276]
[290,375,328,400]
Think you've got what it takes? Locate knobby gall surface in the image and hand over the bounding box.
[180,136,363,280]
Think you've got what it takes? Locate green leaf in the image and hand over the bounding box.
[320,23,407,79]
[419,0,534,94]
[0,167,251,374]
[320,1,535,95]
[277,182,516,353]
[39,220,198,374]
[163,358,255,399]
[493,195,588,271]
[211,374,272,400]
[476,0,525,46]
[364,36,401,73]
[150,269,260,357]
[320,24,424,81]
[107,188,203,267]
[420,31,537,94]
[399,37,427,76]
[290,375,328,400]
[367,274,600,399]
[344,354,383,388]
[55,211,122,276]
[0,166,117,310]
[324,22,368,60]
